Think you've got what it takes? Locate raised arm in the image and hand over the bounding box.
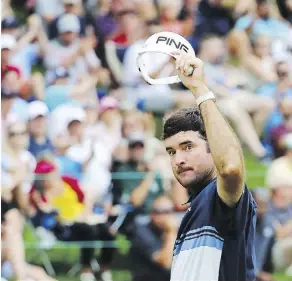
[174,51,245,206]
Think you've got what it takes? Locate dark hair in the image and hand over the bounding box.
[256,0,268,6]
[163,108,207,140]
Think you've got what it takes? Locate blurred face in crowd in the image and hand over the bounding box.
[53,134,72,154]
[28,116,47,137]
[100,108,120,126]
[276,62,290,81]
[253,35,270,58]
[272,187,292,208]
[200,37,225,65]
[165,131,215,191]
[151,196,175,229]
[122,114,144,138]
[257,1,270,19]
[7,122,29,151]
[128,142,145,162]
[287,0,292,11]
[67,120,84,140]
[60,31,78,45]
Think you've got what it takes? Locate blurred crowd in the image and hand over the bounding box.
[1,0,292,281]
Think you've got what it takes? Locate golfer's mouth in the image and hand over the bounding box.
[178,168,193,174]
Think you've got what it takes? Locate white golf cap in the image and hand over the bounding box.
[137,31,195,85]
[66,106,86,126]
[1,34,17,50]
[57,14,80,34]
[28,101,49,120]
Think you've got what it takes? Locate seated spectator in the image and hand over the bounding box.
[264,152,292,276]
[48,0,87,40]
[270,97,292,158]
[112,133,164,214]
[226,30,277,91]
[129,196,177,281]
[235,0,291,42]
[27,101,54,158]
[257,61,292,139]
[30,157,115,281]
[1,120,55,281]
[199,35,274,161]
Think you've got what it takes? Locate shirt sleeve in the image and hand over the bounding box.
[212,185,257,237]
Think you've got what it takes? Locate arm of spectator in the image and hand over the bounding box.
[153,218,177,268]
[234,0,255,17]
[13,15,40,53]
[243,56,278,82]
[275,220,292,239]
[130,172,155,208]
[70,76,97,98]
[36,16,50,56]
[171,180,189,211]
[13,185,30,215]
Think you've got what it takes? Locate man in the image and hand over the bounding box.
[163,51,257,281]
[130,196,177,281]
[112,133,164,214]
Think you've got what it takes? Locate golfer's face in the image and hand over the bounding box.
[165,131,213,188]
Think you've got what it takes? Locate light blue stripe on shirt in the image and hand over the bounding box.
[173,233,224,256]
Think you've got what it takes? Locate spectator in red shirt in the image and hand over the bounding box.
[270,96,292,158]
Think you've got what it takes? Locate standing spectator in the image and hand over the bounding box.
[130,196,177,281]
[48,0,87,40]
[27,101,54,158]
[41,13,101,83]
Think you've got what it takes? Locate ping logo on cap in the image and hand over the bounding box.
[156,36,189,53]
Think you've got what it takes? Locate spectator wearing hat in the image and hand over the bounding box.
[27,101,54,158]
[112,132,164,214]
[48,0,87,40]
[30,156,116,281]
[41,13,102,84]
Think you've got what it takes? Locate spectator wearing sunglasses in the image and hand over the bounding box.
[130,196,177,281]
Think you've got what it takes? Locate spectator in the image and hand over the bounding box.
[48,0,87,40]
[30,157,115,281]
[235,0,291,41]
[130,196,177,281]
[270,97,292,158]
[112,132,164,214]
[2,15,46,100]
[264,149,292,275]
[41,13,102,83]
[1,120,54,281]
[53,134,83,180]
[27,100,54,158]
[44,67,98,111]
[199,35,274,161]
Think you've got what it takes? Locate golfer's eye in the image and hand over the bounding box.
[185,144,193,151]
[167,150,176,156]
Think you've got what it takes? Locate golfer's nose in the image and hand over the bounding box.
[175,151,186,166]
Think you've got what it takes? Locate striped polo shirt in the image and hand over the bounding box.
[171,178,257,281]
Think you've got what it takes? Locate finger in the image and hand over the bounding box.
[175,54,182,70]
[179,55,187,73]
[183,58,194,73]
